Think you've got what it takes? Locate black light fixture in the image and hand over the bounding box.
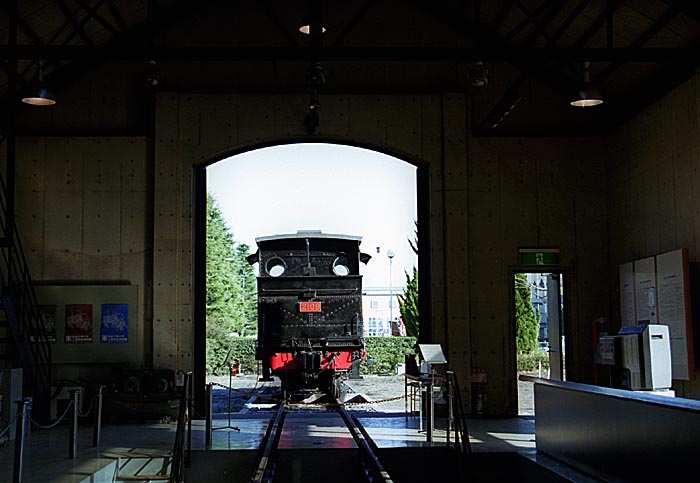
[570,61,603,107]
[469,60,489,89]
[144,60,161,88]
[22,60,56,106]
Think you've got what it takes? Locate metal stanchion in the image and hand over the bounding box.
[446,375,453,448]
[205,383,213,447]
[69,390,79,459]
[13,398,29,483]
[426,374,434,443]
[92,386,104,447]
[185,374,193,468]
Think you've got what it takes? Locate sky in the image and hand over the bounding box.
[206,143,418,288]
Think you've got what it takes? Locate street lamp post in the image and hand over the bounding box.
[387,249,395,331]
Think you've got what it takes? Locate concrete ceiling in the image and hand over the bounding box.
[1,0,699,136]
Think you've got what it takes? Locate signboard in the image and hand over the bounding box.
[299,301,322,313]
[519,248,560,265]
[100,304,129,343]
[64,304,93,343]
[655,248,694,380]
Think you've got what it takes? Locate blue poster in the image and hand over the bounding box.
[100,304,128,343]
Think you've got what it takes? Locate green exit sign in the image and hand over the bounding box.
[519,248,560,265]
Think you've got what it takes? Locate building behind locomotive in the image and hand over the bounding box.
[247,231,371,394]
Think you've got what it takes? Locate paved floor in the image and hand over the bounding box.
[0,376,598,483]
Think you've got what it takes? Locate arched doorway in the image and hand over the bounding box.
[191,141,433,412]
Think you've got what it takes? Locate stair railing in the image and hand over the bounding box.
[0,172,52,418]
[446,370,472,454]
[170,371,192,483]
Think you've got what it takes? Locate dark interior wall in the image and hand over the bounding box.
[11,136,150,384]
[609,70,700,399]
[469,137,610,394]
[4,88,615,416]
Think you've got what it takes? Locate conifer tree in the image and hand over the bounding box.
[206,193,257,337]
[514,273,539,354]
[398,222,419,337]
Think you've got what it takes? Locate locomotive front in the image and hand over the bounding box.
[247,231,371,396]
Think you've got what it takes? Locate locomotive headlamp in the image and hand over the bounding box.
[332,256,350,276]
[266,257,286,277]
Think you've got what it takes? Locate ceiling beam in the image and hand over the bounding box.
[659,0,700,23]
[55,0,94,46]
[72,0,121,37]
[594,6,679,84]
[331,0,374,48]
[105,0,127,32]
[521,0,568,47]
[504,1,552,42]
[0,45,693,62]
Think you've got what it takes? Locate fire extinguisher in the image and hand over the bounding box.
[470,368,487,416]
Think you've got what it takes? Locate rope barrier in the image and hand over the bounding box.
[0,414,19,439]
[78,399,94,418]
[30,400,74,429]
[209,381,406,407]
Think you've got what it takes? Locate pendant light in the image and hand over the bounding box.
[570,61,603,107]
[22,60,56,106]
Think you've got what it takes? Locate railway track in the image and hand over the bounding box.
[250,396,394,483]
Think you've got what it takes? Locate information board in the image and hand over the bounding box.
[655,248,695,380]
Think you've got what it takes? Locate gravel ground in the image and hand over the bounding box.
[206,373,537,416]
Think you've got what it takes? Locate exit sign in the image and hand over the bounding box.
[519,248,560,265]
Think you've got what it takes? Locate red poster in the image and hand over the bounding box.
[65,304,93,343]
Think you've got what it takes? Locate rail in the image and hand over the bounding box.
[249,399,394,483]
[250,402,286,483]
[338,405,394,483]
[169,371,192,483]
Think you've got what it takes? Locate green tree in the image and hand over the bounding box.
[206,193,257,338]
[514,273,539,354]
[398,222,419,338]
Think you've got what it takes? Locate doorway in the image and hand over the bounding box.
[513,271,566,416]
[193,142,433,411]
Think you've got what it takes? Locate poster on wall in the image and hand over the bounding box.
[64,304,93,343]
[633,256,658,325]
[100,304,129,343]
[30,305,57,343]
[655,248,695,380]
[619,262,636,327]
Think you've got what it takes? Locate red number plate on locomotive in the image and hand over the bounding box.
[299,301,322,313]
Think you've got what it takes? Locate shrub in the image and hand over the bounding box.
[206,335,419,376]
[206,336,257,375]
[517,350,550,373]
[362,336,417,375]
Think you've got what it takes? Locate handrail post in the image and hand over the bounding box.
[446,372,453,448]
[186,372,192,468]
[205,383,213,447]
[92,386,104,447]
[68,389,79,459]
[12,398,29,483]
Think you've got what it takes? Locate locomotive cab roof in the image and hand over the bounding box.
[246,230,371,266]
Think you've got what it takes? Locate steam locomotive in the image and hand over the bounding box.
[246,231,370,397]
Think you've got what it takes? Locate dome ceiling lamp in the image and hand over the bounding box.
[21,60,56,106]
[299,16,327,35]
[570,61,603,108]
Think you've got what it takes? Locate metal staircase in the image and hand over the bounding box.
[0,173,52,421]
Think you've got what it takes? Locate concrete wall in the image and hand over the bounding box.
[610,70,700,398]
[5,91,615,415]
[469,138,609,412]
[14,137,150,383]
[153,92,609,415]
